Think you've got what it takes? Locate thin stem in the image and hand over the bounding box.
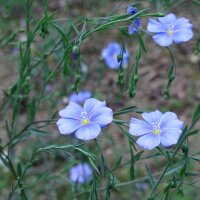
[73,160,184,198]
[0,148,27,200]
[3,119,56,149]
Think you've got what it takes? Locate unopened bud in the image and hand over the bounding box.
[181,144,188,154]
[117,55,122,62]
[72,46,80,60]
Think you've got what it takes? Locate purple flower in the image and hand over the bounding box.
[147,13,193,47]
[129,110,184,150]
[70,163,92,184]
[57,98,113,140]
[127,6,141,34]
[128,18,141,34]
[127,6,137,15]
[69,91,92,104]
[101,42,129,69]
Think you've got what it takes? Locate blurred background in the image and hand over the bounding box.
[0,0,200,199]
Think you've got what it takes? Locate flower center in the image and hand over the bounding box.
[80,112,90,125]
[152,122,161,135]
[153,128,160,135]
[167,29,173,35]
[167,24,174,35]
[113,53,119,59]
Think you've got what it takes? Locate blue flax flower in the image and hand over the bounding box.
[101,42,129,69]
[127,6,141,34]
[128,18,141,34]
[70,163,92,184]
[69,91,92,104]
[127,6,138,15]
[129,110,184,150]
[147,13,193,47]
[57,98,113,140]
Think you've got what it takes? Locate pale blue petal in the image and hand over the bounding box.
[136,133,160,150]
[103,43,121,56]
[147,19,166,33]
[82,91,92,99]
[70,168,78,182]
[158,13,176,24]
[68,93,79,102]
[105,53,129,69]
[152,33,173,46]
[109,42,121,52]
[128,23,138,34]
[123,49,129,58]
[70,163,92,184]
[128,19,141,34]
[129,118,152,136]
[57,118,80,134]
[75,123,101,140]
[173,29,193,43]
[81,163,93,181]
[162,119,184,130]
[122,51,129,68]
[70,167,81,183]
[160,112,184,129]
[134,18,141,28]
[102,42,129,69]
[101,47,110,59]
[77,177,85,184]
[105,57,120,69]
[142,110,163,125]
[160,128,182,147]
[101,42,120,58]
[174,17,192,30]
[59,102,82,119]
[69,91,92,104]
[83,98,106,115]
[90,107,113,127]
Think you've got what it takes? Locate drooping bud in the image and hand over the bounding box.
[72,45,80,60]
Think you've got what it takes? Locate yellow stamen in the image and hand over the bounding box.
[82,119,89,125]
[167,29,173,35]
[153,129,160,135]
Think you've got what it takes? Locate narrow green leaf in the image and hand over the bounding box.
[137,32,147,53]
[145,164,155,187]
[190,104,200,129]
[88,157,100,175]
[129,142,135,179]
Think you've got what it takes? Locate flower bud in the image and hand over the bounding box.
[72,46,80,60]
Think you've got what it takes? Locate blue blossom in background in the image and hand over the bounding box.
[128,18,141,34]
[101,42,129,69]
[129,110,184,150]
[57,98,113,140]
[70,163,92,184]
[69,91,92,104]
[127,6,141,34]
[147,13,193,46]
[127,5,137,15]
